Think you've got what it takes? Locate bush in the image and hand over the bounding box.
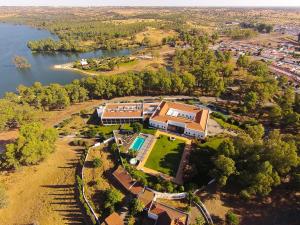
[131,122,143,133]
[92,158,102,168]
[129,198,145,216]
[226,211,240,225]
[240,190,251,201]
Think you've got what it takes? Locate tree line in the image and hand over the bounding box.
[27,21,167,52]
[187,124,299,199]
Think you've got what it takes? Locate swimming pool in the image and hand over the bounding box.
[130,136,146,151]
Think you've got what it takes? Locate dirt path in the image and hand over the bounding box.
[0,137,85,225]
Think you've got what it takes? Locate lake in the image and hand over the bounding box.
[0,23,131,97]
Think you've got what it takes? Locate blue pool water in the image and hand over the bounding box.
[130,136,145,151]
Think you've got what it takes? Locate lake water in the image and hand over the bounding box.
[0,23,131,97]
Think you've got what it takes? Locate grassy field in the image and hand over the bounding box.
[0,137,87,225]
[135,27,177,46]
[144,135,185,176]
[199,136,227,150]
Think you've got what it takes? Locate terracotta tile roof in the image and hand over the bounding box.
[112,167,143,195]
[151,101,209,132]
[149,202,188,225]
[103,111,143,118]
[138,189,155,207]
[102,103,144,118]
[101,212,124,225]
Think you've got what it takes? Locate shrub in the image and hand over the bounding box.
[240,190,251,201]
[226,211,240,225]
[129,198,145,216]
[131,122,143,133]
[93,158,102,168]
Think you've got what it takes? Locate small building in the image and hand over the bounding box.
[147,202,188,225]
[80,59,88,66]
[101,212,124,225]
[149,101,209,139]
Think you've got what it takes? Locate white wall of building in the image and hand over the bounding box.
[184,127,206,139]
[149,119,167,130]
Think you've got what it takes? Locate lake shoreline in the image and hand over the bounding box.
[52,63,98,76]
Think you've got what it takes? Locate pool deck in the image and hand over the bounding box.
[136,134,155,162]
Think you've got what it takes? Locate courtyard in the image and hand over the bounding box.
[143,133,187,177]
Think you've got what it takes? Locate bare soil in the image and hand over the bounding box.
[199,184,300,225]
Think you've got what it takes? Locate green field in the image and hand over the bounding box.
[144,135,185,176]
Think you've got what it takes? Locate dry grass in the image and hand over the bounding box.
[58,115,86,135]
[0,137,85,225]
[135,27,177,45]
[83,146,121,216]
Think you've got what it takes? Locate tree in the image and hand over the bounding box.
[129,198,145,216]
[237,55,250,68]
[65,80,88,103]
[193,216,206,225]
[1,122,58,169]
[104,188,123,212]
[248,61,269,77]
[244,91,258,111]
[131,122,142,133]
[265,130,299,175]
[92,158,102,168]
[247,161,280,196]
[98,131,107,142]
[181,72,196,94]
[295,93,300,113]
[245,124,264,144]
[0,183,8,209]
[268,105,282,124]
[218,139,236,158]
[226,211,239,225]
[213,155,236,186]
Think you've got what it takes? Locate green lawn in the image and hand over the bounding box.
[144,135,186,176]
[200,137,225,150]
[97,125,121,136]
[141,127,157,135]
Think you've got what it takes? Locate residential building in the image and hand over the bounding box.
[149,101,209,139]
[147,201,188,225]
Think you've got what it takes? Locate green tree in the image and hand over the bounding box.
[226,211,239,225]
[104,188,123,212]
[268,105,282,124]
[237,55,251,68]
[131,122,143,133]
[245,124,264,144]
[265,130,299,175]
[92,158,102,168]
[65,80,88,103]
[1,122,58,169]
[244,91,258,111]
[213,155,236,186]
[129,198,145,216]
[248,61,269,77]
[247,161,280,196]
